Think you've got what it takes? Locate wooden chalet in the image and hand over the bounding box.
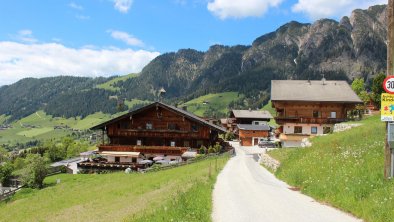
[237,124,270,146]
[271,80,362,147]
[221,109,273,133]
[82,102,226,169]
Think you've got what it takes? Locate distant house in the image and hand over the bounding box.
[221,109,273,133]
[271,80,362,147]
[237,124,270,146]
[79,102,227,170]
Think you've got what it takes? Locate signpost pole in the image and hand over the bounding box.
[385,0,394,179]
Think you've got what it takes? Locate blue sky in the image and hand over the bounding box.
[0,0,387,85]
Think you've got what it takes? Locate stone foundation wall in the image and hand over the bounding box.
[260,153,280,172]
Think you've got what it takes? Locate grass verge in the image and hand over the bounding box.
[0,155,229,222]
[268,115,394,222]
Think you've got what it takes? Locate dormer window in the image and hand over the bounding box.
[146,123,153,130]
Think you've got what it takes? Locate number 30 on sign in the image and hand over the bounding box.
[383,76,394,94]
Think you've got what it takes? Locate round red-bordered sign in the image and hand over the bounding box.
[383,76,394,94]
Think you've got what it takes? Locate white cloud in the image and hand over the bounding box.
[14,29,38,43]
[109,30,144,47]
[69,2,83,10]
[207,0,283,19]
[292,0,387,20]
[113,0,133,13]
[0,41,160,86]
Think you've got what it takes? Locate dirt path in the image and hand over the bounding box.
[212,142,362,222]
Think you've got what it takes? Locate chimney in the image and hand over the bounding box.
[249,108,251,112]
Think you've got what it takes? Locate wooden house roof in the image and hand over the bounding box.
[271,80,362,103]
[90,101,226,133]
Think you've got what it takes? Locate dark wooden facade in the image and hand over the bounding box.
[91,102,226,152]
[272,101,354,125]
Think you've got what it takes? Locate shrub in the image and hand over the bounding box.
[199,145,207,154]
[20,154,48,189]
[214,142,222,153]
[224,132,235,141]
[0,162,14,186]
[207,146,215,154]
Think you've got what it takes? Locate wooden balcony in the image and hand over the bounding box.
[274,116,346,125]
[98,145,188,155]
[108,129,203,139]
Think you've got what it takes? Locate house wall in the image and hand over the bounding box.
[272,102,355,119]
[106,156,143,163]
[239,129,269,146]
[283,123,333,135]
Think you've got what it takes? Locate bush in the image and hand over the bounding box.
[224,132,235,141]
[0,162,14,186]
[20,154,48,189]
[207,146,215,154]
[199,145,207,154]
[213,143,222,153]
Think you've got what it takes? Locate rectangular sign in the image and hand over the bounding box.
[381,93,394,121]
[388,123,394,148]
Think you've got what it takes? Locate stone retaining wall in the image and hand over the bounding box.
[259,153,280,172]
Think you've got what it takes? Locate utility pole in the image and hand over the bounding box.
[385,0,394,179]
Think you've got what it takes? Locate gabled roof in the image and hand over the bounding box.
[90,102,226,133]
[271,80,362,103]
[231,110,273,119]
[237,124,270,131]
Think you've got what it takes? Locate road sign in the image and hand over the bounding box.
[383,76,394,94]
[381,93,394,121]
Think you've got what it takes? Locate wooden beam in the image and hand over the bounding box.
[385,0,394,179]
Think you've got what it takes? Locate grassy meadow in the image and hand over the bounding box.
[181,92,244,116]
[0,111,114,145]
[0,156,229,222]
[96,73,138,91]
[269,115,394,222]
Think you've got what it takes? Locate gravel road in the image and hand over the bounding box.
[212,142,362,222]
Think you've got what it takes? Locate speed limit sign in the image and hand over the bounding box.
[383,76,394,94]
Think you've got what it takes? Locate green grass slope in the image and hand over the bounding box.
[0,111,114,145]
[182,92,243,117]
[269,115,394,222]
[0,156,228,222]
[96,73,137,91]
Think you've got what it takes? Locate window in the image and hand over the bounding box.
[254,122,259,125]
[294,126,302,134]
[313,111,321,118]
[311,127,317,134]
[323,127,331,134]
[120,122,129,129]
[184,141,190,147]
[137,140,142,146]
[330,112,337,118]
[168,123,177,130]
[191,124,199,132]
[170,141,176,147]
[146,123,153,130]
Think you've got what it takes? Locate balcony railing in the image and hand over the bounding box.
[274,116,346,124]
[108,129,202,139]
[98,145,188,155]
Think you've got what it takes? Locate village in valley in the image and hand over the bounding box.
[0,1,394,222]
